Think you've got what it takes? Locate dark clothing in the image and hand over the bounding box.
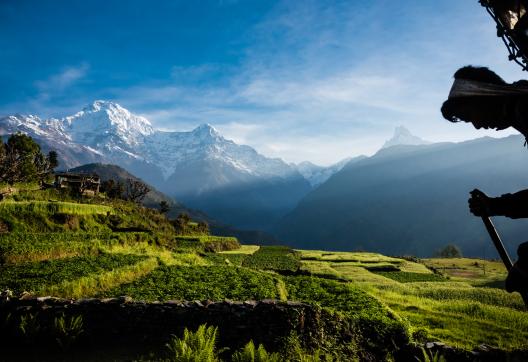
[494,190,528,219]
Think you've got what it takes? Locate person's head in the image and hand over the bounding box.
[441,66,513,131]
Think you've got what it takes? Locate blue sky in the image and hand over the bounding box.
[1,0,527,165]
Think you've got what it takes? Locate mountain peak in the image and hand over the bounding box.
[192,123,221,138]
[66,100,154,147]
[382,126,430,149]
[84,100,126,113]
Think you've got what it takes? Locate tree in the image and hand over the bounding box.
[159,200,170,214]
[0,134,58,184]
[125,178,150,203]
[173,213,191,234]
[436,244,463,258]
[197,221,209,235]
[100,179,125,199]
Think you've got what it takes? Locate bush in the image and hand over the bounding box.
[166,324,218,362]
[232,340,280,362]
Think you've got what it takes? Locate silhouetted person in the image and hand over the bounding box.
[442,65,528,295]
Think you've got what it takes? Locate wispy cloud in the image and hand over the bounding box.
[8,1,528,165]
[34,63,90,94]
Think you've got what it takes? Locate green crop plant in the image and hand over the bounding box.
[41,257,159,298]
[242,246,300,273]
[174,235,240,252]
[165,324,219,362]
[18,313,41,340]
[53,314,84,350]
[0,253,148,294]
[0,231,164,264]
[371,271,447,283]
[0,201,112,216]
[418,348,446,362]
[232,340,280,362]
[100,265,280,301]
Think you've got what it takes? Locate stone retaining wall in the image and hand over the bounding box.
[0,296,348,360]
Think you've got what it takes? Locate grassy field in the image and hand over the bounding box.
[0,187,525,358]
[0,201,112,215]
[296,249,527,350]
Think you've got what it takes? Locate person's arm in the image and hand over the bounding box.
[469,189,528,219]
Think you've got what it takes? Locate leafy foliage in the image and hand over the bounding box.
[372,271,447,283]
[100,265,279,301]
[166,324,219,362]
[242,246,300,273]
[0,253,147,294]
[53,314,84,350]
[173,213,209,236]
[204,253,248,266]
[284,275,409,358]
[0,232,160,264]
[232,340,281,362]
[0,134,57,184]
[175,235,240,252]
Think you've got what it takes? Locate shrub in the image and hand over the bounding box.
[53,314,84,350]
[232,340,280,362]
[166,324,218,362]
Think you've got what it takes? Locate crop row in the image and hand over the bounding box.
[0,201,112,216]
[174,235,240,252]
[242,246,301,273]
[204,253,248,266]
[371,271,447,283]
[283,275,409,358]
[0,232,161,264]
[99,265,280,301]
[0,253,147,294]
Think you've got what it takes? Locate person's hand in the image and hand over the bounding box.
[469,189,493,216]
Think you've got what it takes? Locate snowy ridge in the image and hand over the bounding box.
[0,101,298,183]
[294,156,366,188]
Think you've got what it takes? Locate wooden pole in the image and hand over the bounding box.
[480,216,528,307]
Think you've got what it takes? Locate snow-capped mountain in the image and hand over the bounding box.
[0,100,298,185]
[382,126,430,149]
[294,156,366,188]
[0,101,311,229]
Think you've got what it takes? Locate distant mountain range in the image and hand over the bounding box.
[0,101,347,230]
[7,101,528,258]
[275,135,528,257]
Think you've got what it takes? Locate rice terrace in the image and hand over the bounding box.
[2,0,528,361]
[0,182,526,361]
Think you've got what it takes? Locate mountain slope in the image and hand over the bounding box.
[69,163,175,210]
[294,156,367,188]
[275,135,528,257]
[0,101,311,230]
